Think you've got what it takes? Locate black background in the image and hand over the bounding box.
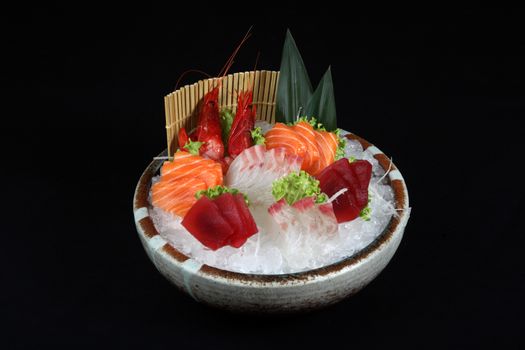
[3,5,524,348]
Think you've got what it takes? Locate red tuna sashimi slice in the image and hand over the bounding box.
[181,196,232,250]
[213,193,258,248]
[225,145,302,206]
[319,174,361,222]
[268,197,338,236]
[316,159,372,223]
[233,194,258,240]
[213,193,243,235]
[181,193,258,250]
[329,159,371,208]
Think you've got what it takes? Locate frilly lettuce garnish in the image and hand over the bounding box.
[251,127,266,145]
[334,128,347,160]
[272,170,328,205]
[183,139,204,156]
[220,107,234,145]
[287,116,326,130]
[195,185,249,205]
[359,192,372,221]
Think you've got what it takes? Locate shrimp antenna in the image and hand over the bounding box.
[174,69,212,91]
[253,51,260,72]
[227,50,258,100]
[217,26,253,78]
[249,51,261,91]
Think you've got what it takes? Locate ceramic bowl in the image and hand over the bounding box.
[133,133,410,313]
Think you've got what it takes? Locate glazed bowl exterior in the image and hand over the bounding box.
[133,133,410,312]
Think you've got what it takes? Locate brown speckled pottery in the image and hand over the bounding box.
[133,133,410,313]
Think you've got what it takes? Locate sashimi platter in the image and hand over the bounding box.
[133,30,411,311]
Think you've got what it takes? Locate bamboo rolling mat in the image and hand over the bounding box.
[164,70,279,156]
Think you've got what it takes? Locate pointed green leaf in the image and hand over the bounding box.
[276,29,313,124]
[304,66,337,131]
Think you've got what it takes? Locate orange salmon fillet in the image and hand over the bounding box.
[265,123,306,160]
[162,151,222,185]
[312,130,338,175]
[292,121,320,173]
[152,177,207,217]
[265,122,338,175]
[151,151,223,217]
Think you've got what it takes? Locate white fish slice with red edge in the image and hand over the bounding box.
[225,145,302,206]
[268,197,339,237]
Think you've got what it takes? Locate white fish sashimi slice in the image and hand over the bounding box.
[226,145,264,185]
[267,199,298,233]
[268,197,338,237]
[225,145,301,206]
[265,147,287,174]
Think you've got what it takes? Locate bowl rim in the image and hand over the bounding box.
[133,132,410,283]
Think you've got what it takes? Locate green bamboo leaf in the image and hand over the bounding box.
[276,29,313,124]
[304,66,337,131]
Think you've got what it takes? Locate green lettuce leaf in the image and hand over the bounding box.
[272,170,327,205]
[183,139,204,156]
[251,127,266,145]
[334,128,347,160]
[195,185,249,205]
[288,116,326,131]
[359,192,372,221]
[220,107,234,146]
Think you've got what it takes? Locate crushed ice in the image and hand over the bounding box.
[149,137,397,274]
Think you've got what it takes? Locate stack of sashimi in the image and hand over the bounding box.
[149,86,395,275]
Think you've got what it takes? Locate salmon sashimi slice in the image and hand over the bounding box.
[160,151,223,187]
[265,122,339,176]
[162,161,222,188]
[311,130,338,175]
[160,151,202,176]
[151,151,224,217]
[292,121,320,173]
[265,123,307,161]
[151,176,208,217]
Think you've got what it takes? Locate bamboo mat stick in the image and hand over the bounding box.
[268,72,278,123]
[164,95,171,155]
[227,74,233,108]
[261,71,271,121]
[238,72,245,102]
[253,71,261,120]
[256,71,267,121]
[164,70,279,156]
